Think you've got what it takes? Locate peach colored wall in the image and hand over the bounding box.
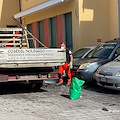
[21,0,48,11]
[108,0,119,40]
[0,0,20,27]
[22,0,79,51]
[78,0,109,48]
[21,0,119,51]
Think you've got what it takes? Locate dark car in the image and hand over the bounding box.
[73,39,120,83]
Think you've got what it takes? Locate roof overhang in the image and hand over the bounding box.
[14,0,68,19]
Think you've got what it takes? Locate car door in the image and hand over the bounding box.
[111,46,120,60]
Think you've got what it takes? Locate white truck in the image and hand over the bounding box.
[0,26,66,88]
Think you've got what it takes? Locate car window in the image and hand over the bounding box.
[116,47,120,55]
[85,49,94,58]
[91,44,116,59]
[72,48,90,58]
[112,47,120,60]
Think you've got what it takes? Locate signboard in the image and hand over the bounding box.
[97,39,102,42]
[0,49,66,63]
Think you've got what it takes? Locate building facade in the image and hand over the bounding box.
[0,0,20,27]
[10,0,120,50]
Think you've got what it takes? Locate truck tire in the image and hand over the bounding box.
[29,80,43,89]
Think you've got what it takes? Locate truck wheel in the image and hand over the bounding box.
[29,80,43,89]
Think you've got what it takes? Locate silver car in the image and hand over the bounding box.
[95,56,120,90]
[72,46,96,60]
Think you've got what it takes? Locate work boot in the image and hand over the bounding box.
[67,79,71,86]
[57,79,63,86]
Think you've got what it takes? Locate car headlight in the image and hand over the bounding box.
[79,63,90,69]
[115,71,120,77]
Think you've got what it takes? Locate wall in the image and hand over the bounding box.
[21,0,119,51]
[78,0,109,48]
[21,0,48,11]
[0,0,20,27]
[22,0,79,50]
[109,0,119,39]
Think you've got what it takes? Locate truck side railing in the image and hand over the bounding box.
[12,16,48,49]
[0,28,28,48]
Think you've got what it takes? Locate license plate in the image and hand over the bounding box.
[100,77,107,82]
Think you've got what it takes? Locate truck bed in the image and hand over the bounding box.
[0,28,65,84]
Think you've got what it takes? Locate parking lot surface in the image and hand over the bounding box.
[0,82,119,120]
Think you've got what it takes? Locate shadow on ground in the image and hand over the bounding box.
[0,82,47,95]
[82,84,120,95]
[60,94,70,99]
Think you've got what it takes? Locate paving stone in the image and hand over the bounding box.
[0,83,119,120]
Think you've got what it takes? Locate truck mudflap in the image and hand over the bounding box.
[0,72,59,82]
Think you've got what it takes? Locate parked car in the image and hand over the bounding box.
[72,46,96,60]
[95,55,120,90]
[73,38,120,83]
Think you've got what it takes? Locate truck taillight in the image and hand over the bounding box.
[0,75,8,81]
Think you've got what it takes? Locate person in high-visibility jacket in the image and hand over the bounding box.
[57,42,73,86]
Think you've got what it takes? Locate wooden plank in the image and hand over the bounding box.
[0,43,27,45]
[0,39,22,41]
[0,28,22,31]
[20,47,28,49]
[0,47,28,49]
[0,34,23,37]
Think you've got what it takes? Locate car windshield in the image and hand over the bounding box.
[72,48,90,58]
[91,44,116,59]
